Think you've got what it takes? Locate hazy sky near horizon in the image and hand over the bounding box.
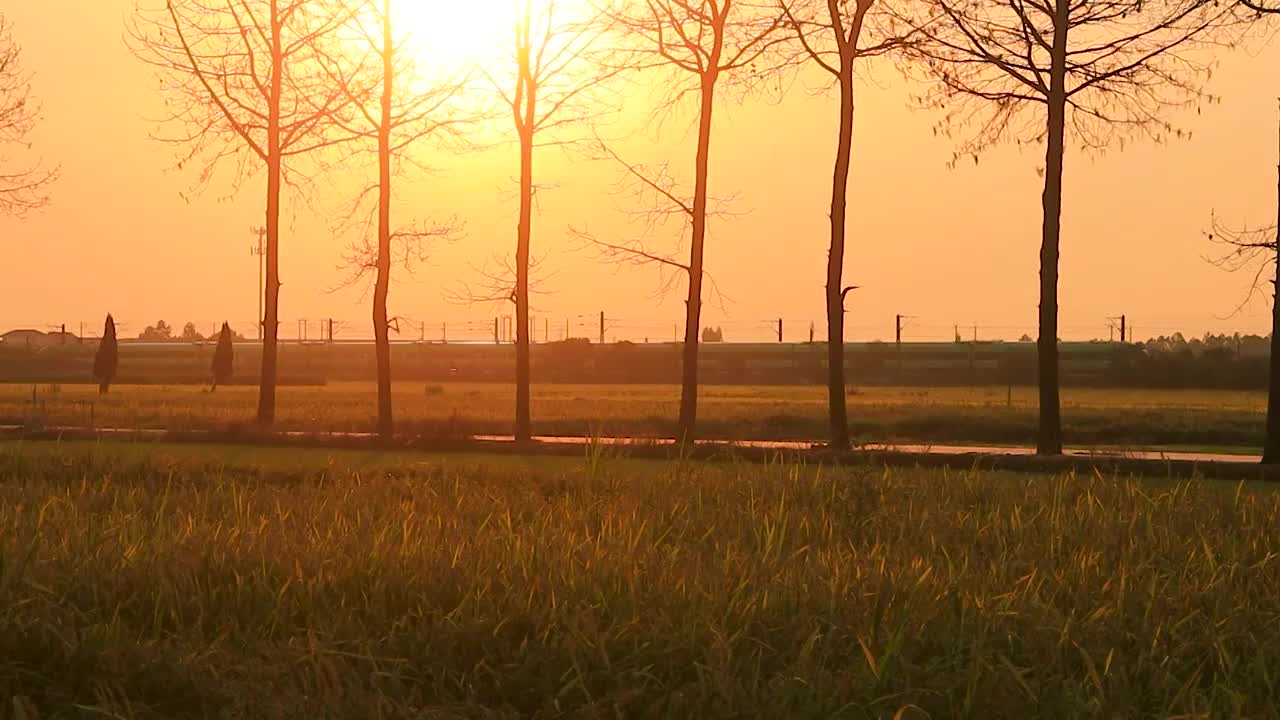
[1,1,1278,343]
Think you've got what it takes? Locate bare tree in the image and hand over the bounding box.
[777,0,906,449]
[0,15,56,218]
[1207,104,1280,463]
[900,0,1234,455]
[588,0,783,442]
[483,1,619,443]
[129,0,356,426]
[320,0,469,438]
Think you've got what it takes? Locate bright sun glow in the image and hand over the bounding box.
[394,1,592,76]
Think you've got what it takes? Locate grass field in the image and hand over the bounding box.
[2,441,1279,717]
[0,381,1269,451]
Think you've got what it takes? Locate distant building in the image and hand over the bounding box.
[0,329,79,347]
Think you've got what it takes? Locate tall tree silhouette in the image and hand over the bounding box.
[130,0,355,426]
[1240,0,1278,462]
[777,0,906,449]
[320,0,467,438]
[589,0,783,442]
[93,314,118,395]
[1207,105,1280,462]
[901,0,1233,454]
[0,15,56,217]
[486,1,617,443]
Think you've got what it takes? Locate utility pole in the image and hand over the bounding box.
[809,322,815,343]
[442,322,447,344]
[776,318,783,343]
[494,317,500,344]
[1108,315,1128,343]
[599,311,605,344]
[896,314,903,382]
[250,227,266,341]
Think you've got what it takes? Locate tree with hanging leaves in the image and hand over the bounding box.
[93,314,118,395]
[899,0,1236,455]
[211,321,235,390]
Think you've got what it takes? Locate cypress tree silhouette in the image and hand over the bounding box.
[211,322,234,391]
[92,314,118,395]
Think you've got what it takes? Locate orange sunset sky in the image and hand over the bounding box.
[1,1,1278,343]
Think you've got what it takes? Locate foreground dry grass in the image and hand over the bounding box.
[0,382,1268,450]
[2,442,1279,718]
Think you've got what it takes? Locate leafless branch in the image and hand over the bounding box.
[0,16,56,217]
[1239,0,1280,16]
[318,0,476,295]
[895,0,1243,163]
[332,213,464,295]
[1206,210,1278,315]
[127,0,362,197]
[444,252,558,307]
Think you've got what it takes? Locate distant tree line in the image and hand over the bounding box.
[136,321,247,343]
[47,332,1280,390]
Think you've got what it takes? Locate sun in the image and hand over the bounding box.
[393,0,591,77]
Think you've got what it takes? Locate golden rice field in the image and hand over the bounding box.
[0,381,1268,451]
[2,441,1279,718]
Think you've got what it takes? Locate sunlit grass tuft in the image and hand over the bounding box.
[2,445,1279,717]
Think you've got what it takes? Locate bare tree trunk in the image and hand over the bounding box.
[826,67,855,450]
[1037,0,1069,455]
[257,0,283,427]
[1265,149,1280,463]
[514,29,535,443]
[512,133,532,438]
[373,0,394,438]
[678,71,717,443]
